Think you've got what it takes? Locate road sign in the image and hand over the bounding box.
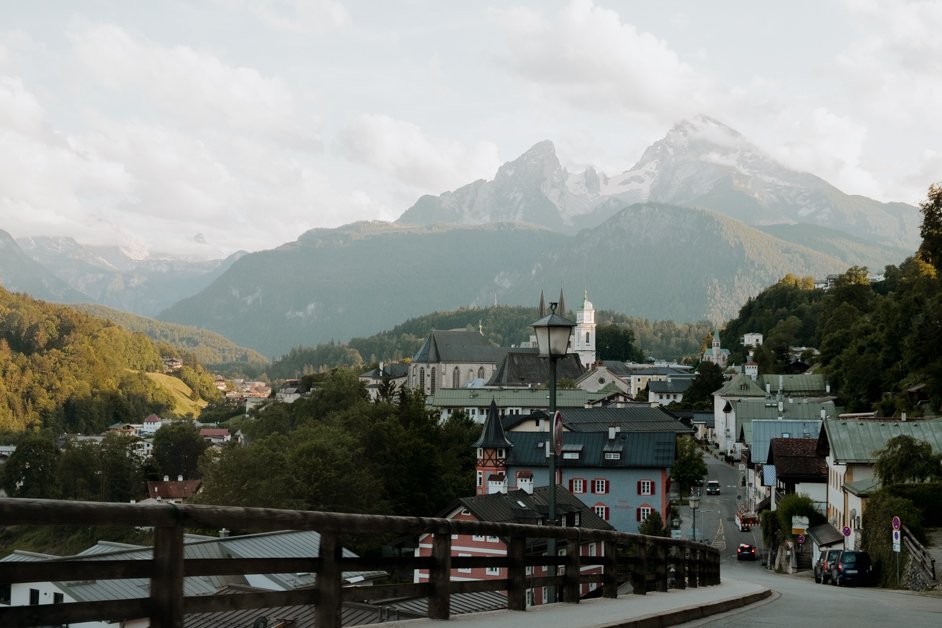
[671,529,682,540]
[796,534,805,544]
[553,410,563,456]
[738,463,746,471]
[892,515,901,531]
[842,526,852,537]
[892,529,901,543]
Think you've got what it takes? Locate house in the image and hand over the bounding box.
[745,418,824,509]
[647,378,692,406]
[0,530,386,627]
[818,417,942,550]
[426,388,609,423]
[575,361,631,394]
[413,485,612,606]
[146,476,202,503]
[741,332,764,347]
[766,437,827,512]
[625,365,694,399]
[199,427,231,446]
[486,349,585,388]
[141,413,163,436]
[473,401,683,533]
[358,362,409,401]
[713,373,833,456]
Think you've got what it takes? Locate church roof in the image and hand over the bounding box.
[412,329,503,364]
[487,350,585,387]
[472,400,513,449]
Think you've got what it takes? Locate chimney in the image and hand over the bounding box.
[608,425,616,440]
[766,383,771,395]
[177,475,183,482]
[820,408,826,420]
[826,383,831,394]
[219,528,230,538]
[778,400,784,413]
[901,412,907,421]
[163,475,169,482]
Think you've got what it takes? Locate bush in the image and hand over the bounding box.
[861,491,924,588]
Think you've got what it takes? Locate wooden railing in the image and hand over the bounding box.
[0,498,721,628]
[901,524,937,586]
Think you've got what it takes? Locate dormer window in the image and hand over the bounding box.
[604,452,621,460]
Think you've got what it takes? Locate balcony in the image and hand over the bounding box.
[0,498,721,627]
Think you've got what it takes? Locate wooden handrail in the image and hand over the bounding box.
[0,498,722,627]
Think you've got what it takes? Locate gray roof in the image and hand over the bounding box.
[456,485,612,531]
[757,374,830,396]
[822,418,942,464]
[554,406,692,434]
[648,379,692,394]
[506,431,676,469]
[715,374,767,398]
[807,523,844,547]
[1,530,385,604]
[360,363,410,379]
[377,590,509,617]
[427,388,605,408]
[487,350,585,387]
[412,330,503,364]
[845,476,882,496]
[750,420,823,463]
[600,361,631,378]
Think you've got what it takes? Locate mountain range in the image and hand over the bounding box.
[1,116,920,359]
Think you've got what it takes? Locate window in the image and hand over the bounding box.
[472,534,486,542]
[29,588,40,605]
[478,366,485,379]
[0,583,10,605]
[638,480,654,496]
[569,478,585,494]
[604,452,620,460]
[457,553,471,574]
[476,448,483,460]
[476,471,483,487]
[592,479,609,494]
[497,448,506,459]
[585,331,590,344]
[430,367,436,393]
[562,451,580,460]
[453,367,460,388]
[593,504,609,520]
[487,535,499,543]
[588,543,597,557]
[461,508,471,515]
[419,367,425,391]
[638,506,653,522]
[53,592,63,604]
[486,566,501,576]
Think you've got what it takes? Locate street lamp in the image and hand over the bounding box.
[531,301,575,602]
[689,493,701,542]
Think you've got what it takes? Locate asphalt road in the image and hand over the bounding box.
[679,454,942,626]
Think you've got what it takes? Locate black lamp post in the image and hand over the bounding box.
[531,301,575,602]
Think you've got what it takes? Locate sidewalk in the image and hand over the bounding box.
[384,578,772,628]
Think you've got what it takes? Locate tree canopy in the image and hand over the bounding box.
[670,436,707,498]
[873,435,942,485]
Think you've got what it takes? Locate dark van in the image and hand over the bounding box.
[831,550,874,586]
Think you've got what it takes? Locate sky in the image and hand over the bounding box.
[2,0,941,259]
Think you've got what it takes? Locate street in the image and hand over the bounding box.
[678,454,942,626]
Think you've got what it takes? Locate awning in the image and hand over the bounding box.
[807,523,844,547]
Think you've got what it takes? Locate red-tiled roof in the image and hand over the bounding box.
[769,438,827,480]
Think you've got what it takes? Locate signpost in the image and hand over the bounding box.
[892,515,902,587]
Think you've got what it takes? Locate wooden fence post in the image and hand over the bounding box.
[315,531,342,628]
[688,545,699,588]
[563,538,581,603]
[674,545,687,589]
[429,532,452,620]
[507,535,527,611]
[631,541,647,595]
[602,540,618,599]
[151,520,184,628]
[654,543,668,592]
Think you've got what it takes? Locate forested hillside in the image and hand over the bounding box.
[720,184,942,413]
[0,288,219,434]
[73,303,269,373]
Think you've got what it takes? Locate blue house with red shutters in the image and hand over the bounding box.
[474,400,691,533]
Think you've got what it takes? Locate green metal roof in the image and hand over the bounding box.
[427,388,605,408]
[715,374,767,398]
[823,418,942,464]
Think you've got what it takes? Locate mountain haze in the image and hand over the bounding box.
[399,116,919,249]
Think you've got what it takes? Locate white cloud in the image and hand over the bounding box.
[491,0,713,123]
[214,0,349,33]
[337,114,501,192]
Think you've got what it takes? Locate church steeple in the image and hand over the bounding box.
[538,290,546,317]
[557,288,566,318]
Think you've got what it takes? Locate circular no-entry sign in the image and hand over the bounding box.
[797,534,805,544]
[892,515,901,531]
[842,526,852,537]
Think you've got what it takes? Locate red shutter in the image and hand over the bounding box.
[569,479,574,492]
[604,506,610,521]
[636,480,642,495]
[590,479,596,494]
[636,508,641,522]
[603,480,609,494]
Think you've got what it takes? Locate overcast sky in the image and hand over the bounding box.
[2,0,941,259]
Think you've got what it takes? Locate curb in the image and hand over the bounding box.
[599,588,773,628]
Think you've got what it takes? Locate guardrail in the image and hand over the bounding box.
[0,498,721,628]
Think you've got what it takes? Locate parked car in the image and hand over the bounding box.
[831,550,874,586]
[737,543,757,561]
[706,480,721,495]
[814,548,842,584]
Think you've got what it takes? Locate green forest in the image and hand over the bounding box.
[0,287,221,435]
